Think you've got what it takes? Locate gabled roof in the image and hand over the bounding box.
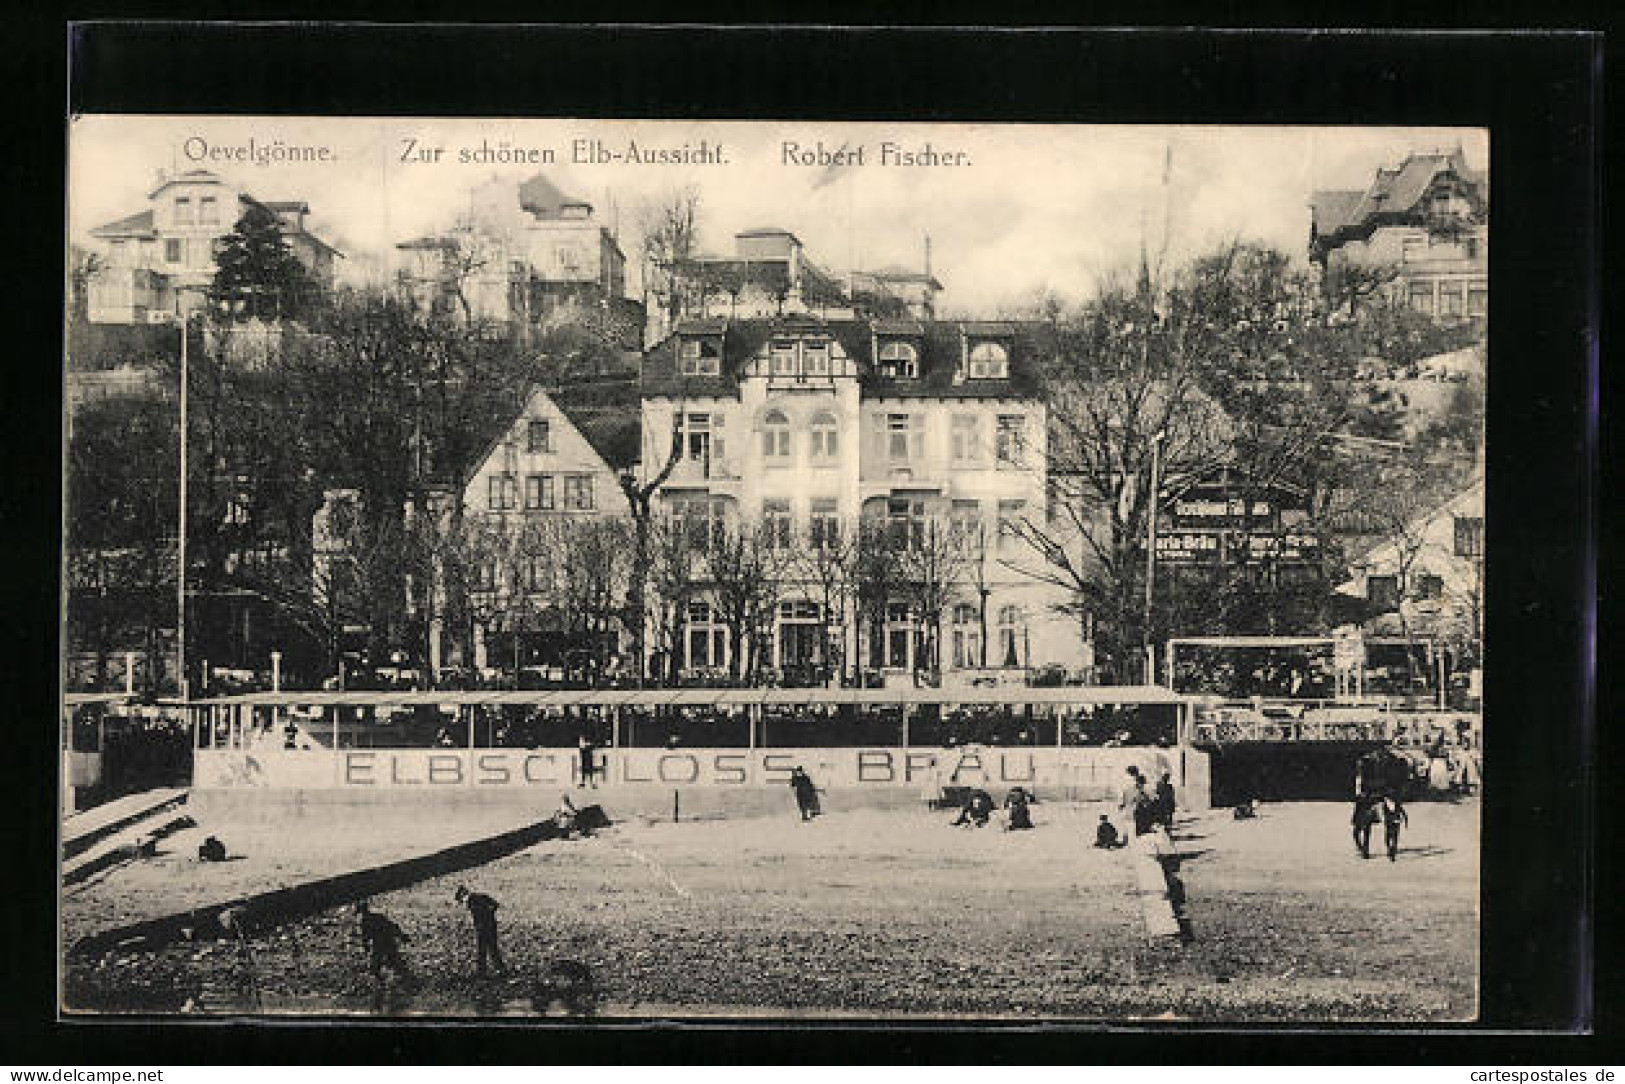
[90,209,156,238]
[1341,478,1484,572]
[1308,190,1364,236]
[556,383,643,470]
[1312,149,1487,241]
[641,316,1044,400]
[458,377,643,488]
[147,168,225,198]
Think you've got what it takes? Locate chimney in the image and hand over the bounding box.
[924,234,932,279]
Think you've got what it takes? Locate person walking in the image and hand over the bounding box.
[577,735,599,789]
[1121,766,1155,837]
[1381,795,1409,862]
[1351,793,1380,859]
[789,766,821,820]
[354,899,412,983]
[455,885,507,977]
[1154,770,1177,832]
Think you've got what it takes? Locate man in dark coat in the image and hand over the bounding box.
[1154,770,1177,831]
[789,766,821,820]
[1351,793,1381,859]
[577,735,599,789]
[1003,787,1034,831]
[455,885,506,977]
[1380,796,1409,862]
[354,899,412,982]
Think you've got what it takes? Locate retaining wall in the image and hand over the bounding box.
[189,744,1210,825]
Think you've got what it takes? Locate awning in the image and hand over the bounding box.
[182,683,1192,709]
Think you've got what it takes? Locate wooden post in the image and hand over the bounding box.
[748,703,758,750]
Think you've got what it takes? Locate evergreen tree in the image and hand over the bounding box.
[210,204,314,321]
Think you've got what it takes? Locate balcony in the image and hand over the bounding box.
[668,455,743,484]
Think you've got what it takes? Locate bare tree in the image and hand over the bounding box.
[552,516,634,684]
[790,515,861,686]
[707,518,789,685]
[1015,273,1231,679]
[634,185,702,327]
[648,514,702,684]
[850,517,907,685]
[896,517,971,686]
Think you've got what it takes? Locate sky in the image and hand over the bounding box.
[68,117,1487,314]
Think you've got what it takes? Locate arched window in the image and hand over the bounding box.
[997,604,1026,668]
[878,341,918,379]
[951,603,982,670]
[809,411,839,460]
[968,341,1009,379]
[762,409,791,460]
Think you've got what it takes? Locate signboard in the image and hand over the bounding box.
[1156,531,1320,563]
[195,746,1182,791]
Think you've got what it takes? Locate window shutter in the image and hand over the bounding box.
[910,414,925,461]
[713,414,726,464]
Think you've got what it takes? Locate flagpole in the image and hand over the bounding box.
[177,314,189,702]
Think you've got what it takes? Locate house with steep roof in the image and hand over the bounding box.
[85,169,340,325]
[395,172,638,346]
[1337,478,1484,651]
[310,376,643,679]
[1309,147,1487,323]
[639,312,1083,684]
[454,377,642,673]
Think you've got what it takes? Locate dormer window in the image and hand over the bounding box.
[878,341,918,380]
[968,342,1009,380]
[802,340,830,376]
[770,340,798,377]
[680,337,721,377]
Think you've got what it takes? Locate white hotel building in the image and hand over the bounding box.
[639,312,1083,684]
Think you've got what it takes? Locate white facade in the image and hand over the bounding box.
[87,169,339,325]
[397,173,627,326]
[640,318,1082,683]
[463,386,632,522]
[1339,479,1484,646]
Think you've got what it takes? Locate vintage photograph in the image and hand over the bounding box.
[61,117,1486,1021]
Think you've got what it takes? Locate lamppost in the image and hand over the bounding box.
[1142,429,1167,685]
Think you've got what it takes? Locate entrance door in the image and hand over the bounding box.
[776,601,823,682]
